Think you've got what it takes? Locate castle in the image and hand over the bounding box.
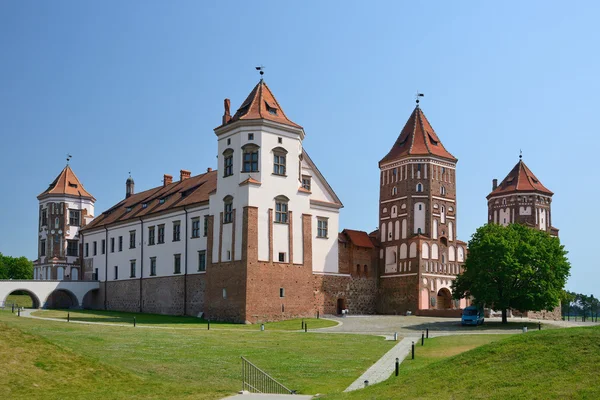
[32,78,558,322]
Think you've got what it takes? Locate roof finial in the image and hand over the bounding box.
[415,91,424,107]
[519,149,523,160]
[66,154,72,165]
[255,65,265,80]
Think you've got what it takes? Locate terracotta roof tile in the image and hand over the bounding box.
[487,160,553,198]
[380,106,457,165]
[342,229,375,248]
[83,170,217,231]
[223,80,302,129]
[38,165,95,201]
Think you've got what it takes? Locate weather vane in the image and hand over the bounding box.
[519,149,523,160]
[415,91,424,106]
[255,65,265,77]
[66,154,72,165]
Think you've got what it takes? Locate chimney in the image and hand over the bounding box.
[163,174,173,187]
[222,98,231,125]
[207,167,213,173]
[180,169,191,181]
[492,179,498,190]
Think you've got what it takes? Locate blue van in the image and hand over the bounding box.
[461,306,484,326]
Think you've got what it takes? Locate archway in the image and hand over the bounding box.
[45,289,79,309]
[436,288,452,310]
[337,298,346,314]
[4,289,41,309]
[81,289,102,310]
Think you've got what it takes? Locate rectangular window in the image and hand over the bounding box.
[67,240,79,257]
[93,241,97,256]
[150,257,157,276]
[223,288,227,299]
[317,218,328,238]
[280,288,285,298]
[94,268,98,280]
[130,260,136,278]
[273,154,286,175]
[275,201,288,224]
[224,202,233,224]
[301,175,311,191]
[148,226,155,245]
[129,231,136,248]
[101,239,106,254]
[118,236,123,252]
[114,266,118,280]
[224,155,233,177]
[191,218,200,238]
[69,210,80,226]
[248,133,254,140]
[174,254,181,274]
[278,252,286,262]
[111,237,115,253]
[173,221,181,242]
[203,216,208,237]
[85,243,89,257]
[40,239,46,256]
[198,250,206,272]
[41,209,48,226]
[243,150,259,172]
[158,224,165,244]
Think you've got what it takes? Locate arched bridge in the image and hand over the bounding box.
[0,280,99,309]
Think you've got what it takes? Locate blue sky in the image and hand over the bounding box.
[1,1,598,296]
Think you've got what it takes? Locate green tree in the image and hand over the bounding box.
[0,253,33,280]
[0,252,7,280]
[452,223,571,323]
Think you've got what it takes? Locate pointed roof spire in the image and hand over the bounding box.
[380,106,457,165]
[223,80,302,129]
[38,165,95,201]
[487,159,553,198]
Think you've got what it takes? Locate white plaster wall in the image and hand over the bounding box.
[401,219,407,239]
[422,243,429,259]
[539,208,547,230]
[380,223,386,243]
[520,206,531,215]
[457,246,465,262]
[433,219,438,239]
[385,246,397,266]
[399,243,407,259]
[449,245,456,262]
[499,208,510,226]
[448,222,454,241]
[431,243,439,259]
[409,242,417,258]
[394,220,400,240]
[311,208,339,272]
[414,202,425,234]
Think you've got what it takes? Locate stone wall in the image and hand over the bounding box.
[105,279,140,312]
[524,305,562,321]
[377,275,419,315]
[314,274,377,315]
[141,276,185,315]
[185,274,206,317]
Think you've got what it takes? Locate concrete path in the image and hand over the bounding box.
[344,336,415,392]
[222,394,312,400]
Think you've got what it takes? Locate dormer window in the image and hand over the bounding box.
[68,182,78,188]
[142,203,148,209]
[428,133,438,145]
[159,198,166,204]
[265,101,278,115]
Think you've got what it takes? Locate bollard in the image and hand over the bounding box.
[395,357,399,376]
[302,320,305,330]
[411,341,415,360]
[364,380,369,388]
[18,308,20,317]
[421,331,425,346]
[68,312,70,322]
[133,317,136,327]
[207,320,210,330]
[426,328,429,339]
[538,321,541,331]
[393,332,398,341]
[261,324,265,331]
[12,304,14,314]
[305,323,308,333]
[317,310,320,319]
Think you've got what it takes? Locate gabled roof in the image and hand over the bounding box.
[82,170,217,232]
[303,151,343,208]
[341,229,375,248]
[223,79,302,129]
[38,165,95,201]
[487,159,553,198]
[380,106,457,165]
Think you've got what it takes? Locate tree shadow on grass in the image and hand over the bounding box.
[402,320,550,332]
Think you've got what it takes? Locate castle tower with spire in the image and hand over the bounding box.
[35,164,95,283]
[377,104,467,315]
[487,157,558,236]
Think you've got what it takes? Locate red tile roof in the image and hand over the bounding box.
[342,229,375,248]
[223,80,302,129]
[82,170,217,232]
[380,106,457,165]
[38,165,95,201]
[487,159,553,198]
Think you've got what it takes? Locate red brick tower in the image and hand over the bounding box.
[377,104,467,315]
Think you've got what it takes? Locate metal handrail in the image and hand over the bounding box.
[241,356,294,394]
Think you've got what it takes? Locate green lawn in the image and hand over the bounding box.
[4,294,34,308]
[0,311,392,399]
[31,309,337,330]
[323,326,600,399]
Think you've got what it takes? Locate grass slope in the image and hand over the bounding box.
[31,309,337,330]
[325,327,600,399]
[0,311,392,399]
[4,294,34,308]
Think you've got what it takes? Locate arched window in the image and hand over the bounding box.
[381,223,386,243]
[391,206,398,218]
[363,265,368,278]
[71,268,78,280]
[422,242,429,259]
[242,144,259,172]
[401,219,407,239]
[441,186,446,196]
[272,147,287,175]
[223,195,233,223]
[392,186,397,196]
[400,243,407,259]
[416,183,423,192]
[57,267,64,280]
[55,217,60,229]
[502,198,507,205]
[223,148,234,177]
[274,195,289,223]
[409,242,417,258]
